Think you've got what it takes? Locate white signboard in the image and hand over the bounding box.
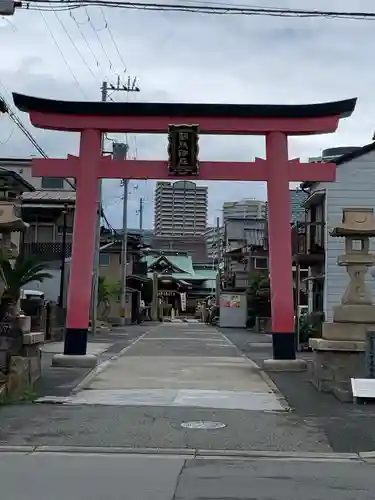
[180,292,187,312]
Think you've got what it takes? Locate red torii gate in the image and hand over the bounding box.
[13,93,356,364]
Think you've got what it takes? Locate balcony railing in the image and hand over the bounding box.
[23,242,72,261]
[293,221,325,257]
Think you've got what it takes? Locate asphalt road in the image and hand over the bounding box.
[1,451,374,500]
[222,327,375,453]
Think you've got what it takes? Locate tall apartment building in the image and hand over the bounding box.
[223,199,267,221]
[154,180,207,236]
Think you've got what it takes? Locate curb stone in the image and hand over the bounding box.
[0,445,365,462]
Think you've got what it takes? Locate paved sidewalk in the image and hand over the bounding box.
[34,323,156,397]
[0,449,375,500]
[0,322,330,452]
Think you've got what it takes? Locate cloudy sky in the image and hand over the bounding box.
[1,0,375,229]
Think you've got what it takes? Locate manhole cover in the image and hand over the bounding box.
[181,421,226,430]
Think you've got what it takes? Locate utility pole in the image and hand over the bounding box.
[90,81,107,336]
[215,216,221,270]
[215,216,221,304]
[114,143,129,327]
[139,198,144,234]
[91,76,139,332]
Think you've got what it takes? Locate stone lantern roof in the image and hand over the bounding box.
[0,204,28,232]
[330,208,375,237]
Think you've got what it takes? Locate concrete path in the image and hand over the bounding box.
[35,323,155,398]
[0,324,331,453]
[43,323,285,411]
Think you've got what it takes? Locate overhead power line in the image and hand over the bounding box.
[84,6,116,72]
[69,11,101,69]
[0,94,76,190]
[98,6,128,71]
[20,2,375,21]
[39,10,87,98]
[52,10,98,81]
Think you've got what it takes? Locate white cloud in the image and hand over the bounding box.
[1,0,375,228]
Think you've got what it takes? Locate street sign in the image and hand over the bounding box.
[167,124,199,176]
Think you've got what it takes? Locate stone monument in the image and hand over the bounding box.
[310,207,375,401]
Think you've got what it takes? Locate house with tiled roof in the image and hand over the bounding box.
[0,157,76,264]
[294,143,375,321]
[143,250,216,314]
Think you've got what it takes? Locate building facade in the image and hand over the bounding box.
[143,250,216,314]
[297,144,375,321]
[222,218,267,290]
[0,158,76,264]
[223,199,267,221]
[0,157,75,192]
[204,226,224,261]
[0,157,76,302]
[290,189,308,224]
[154,180,207,236]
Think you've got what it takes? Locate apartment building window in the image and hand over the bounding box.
[254,257,268,270]
[99,253,110,266]
[42,177,64,189]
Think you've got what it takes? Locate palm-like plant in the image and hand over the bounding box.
[0,254,52,319]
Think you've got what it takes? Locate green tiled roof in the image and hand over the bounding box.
[168,256,195,275]
[143,253,217,282]
[193,269,217,280]
[147,272,217,282]
[144,254,195,275]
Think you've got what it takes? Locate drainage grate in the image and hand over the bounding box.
[181,421,226,430]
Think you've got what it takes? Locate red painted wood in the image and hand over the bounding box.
[65,129,101,331]
[288,160,336,182]
[32,157,336,182]
[21,103,350,352]
[265,132,294,333]
[29,111,340,135]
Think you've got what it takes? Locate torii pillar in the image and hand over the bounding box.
[12,93,357,368]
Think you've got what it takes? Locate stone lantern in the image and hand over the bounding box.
[0,203,29,301]
[331,207,375,320]
[310,208,375,401]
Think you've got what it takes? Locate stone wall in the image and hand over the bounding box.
[310,347,366,402]
[0,317,23,386]
[45,303,65,341]
[0,316,44,398]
